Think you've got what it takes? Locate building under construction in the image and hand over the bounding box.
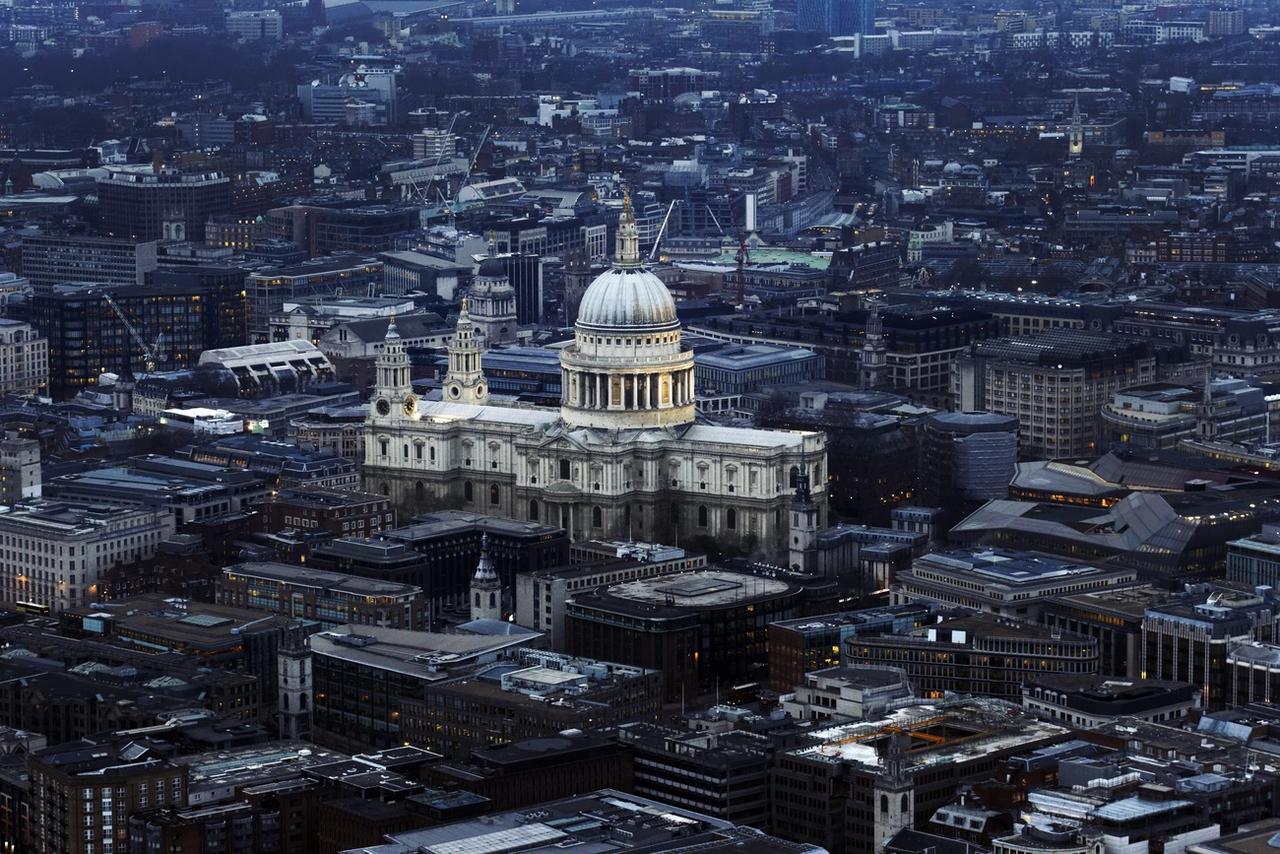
[769,698,1071,854]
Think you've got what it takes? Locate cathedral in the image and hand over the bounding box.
[362,197,828,556]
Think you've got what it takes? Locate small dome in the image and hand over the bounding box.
[477,257,507,278]
[576,267,678,330]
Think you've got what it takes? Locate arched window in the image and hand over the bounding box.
[901,794,909,813]
[403,444,409,460]
[789,466,800,488]
[299,694,307,710]
[880,795,888,814]
[726,508,737,530]
[380,483,389,496]
[464,481,474,502]
[489,484,500,505]
[697,506,708,527]
[474,591,481,607]
[592,506,603,528]
[429,445,436,462]
[414,443,423,460]
[559,458,571,480]
[414,481,426,502]
[379,439,389,457]
[529,500,539,521]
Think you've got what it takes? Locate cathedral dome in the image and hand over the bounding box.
[476,256,507,278]
[576,267,678,331]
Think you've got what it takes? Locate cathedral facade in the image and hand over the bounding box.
[362,199,828,556]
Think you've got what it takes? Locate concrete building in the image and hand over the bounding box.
[891,548,1138,620]
[1227,524,1280,589]
[766,604,935,692]
[0,500,176,613]
[954,331,1157,459]
[224,9,282,39]
[96,168,232,243]
[916,411,1018,515]
[845,613,1099,701]
[564,568,808,702]
[782,665,915,723]
[695,344,824,396]
[196,340,337,397]
[308,624,543,752]
[1021,674,1198,728]
[1144,584,1280,709]
[401,648,662,758]
[770,699,1070,854]
[514,541,705,648]
[1099,378,1268,450]
[0,435,40,503]
[19,233,157,293]
[219,562,428,629]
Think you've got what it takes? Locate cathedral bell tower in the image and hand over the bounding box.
[860,301,887,390]
[370,314,416,421]
[470,533,502,622]
[444,300,489,405]
[789,470,819,574]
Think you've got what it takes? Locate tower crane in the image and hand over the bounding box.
[101,291,165,373]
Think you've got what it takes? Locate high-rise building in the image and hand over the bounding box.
[96,168,233,242]
[483,252,544,325]
[412,129,456,162]
[20,234,158,293]
[32,282,212,399]
[797,0,875,35]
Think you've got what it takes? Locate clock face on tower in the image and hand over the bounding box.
[403,393,418,416]
[375,398,391,416]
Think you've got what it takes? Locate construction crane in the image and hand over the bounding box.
[648,200,679,262]
[101,291,165,373]
[735,233,750,308]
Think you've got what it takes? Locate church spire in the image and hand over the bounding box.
[615,189,641,268]
[470,533,502,622]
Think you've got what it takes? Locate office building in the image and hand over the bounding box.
[844,613,1099,701]
[890,548,1138,620]
[196,340,337,397]
[483,252,544,325]
[1099,378,1268,450]
[401,649,663,758]
[514,541,705,648]
[614,724,774,828]
[19,233,158,293]
[695,344,824,396]
[916,411,1018,513]
[1227,524,1280,589]
[564,568,807,702]
[260,486,394,539]
[265,204,417,256]
[0,500,176,613]
[770,699,1069,854]
[1144,584,1280,709]
[782,666,914,723]
[955,330,1158,459]
[28,737,188,854]
[0,435,40,504]
[379,251,466,299]
[412,128,456,161]
[224,9,283,39]
[308,624,543,752]
[44,454,268,526]
[766,605,935,692]
[1039,586,1163,679]
[1021,674,1198,728]
[219,562,427,629]
[365,790,823,854]
[0,320,47,396]
[298,67,399,125]
[797,0,876,37]
[32,282,212,400]
[245,256,383,342]
[96,168,233,242]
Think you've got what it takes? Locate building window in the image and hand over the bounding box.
[789,466,800,488]
[429,445,436,462]
[592,506,603,528]
[727,508,737,530]
[559,458,571,479]
[414,481,425,502]
[489,484,500,505]
[379,439,388,457]
[529,500,539,521]
[464,481,473,503]
[697,506,708,527]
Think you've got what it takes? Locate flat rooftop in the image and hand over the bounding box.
[224,562,422,599]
